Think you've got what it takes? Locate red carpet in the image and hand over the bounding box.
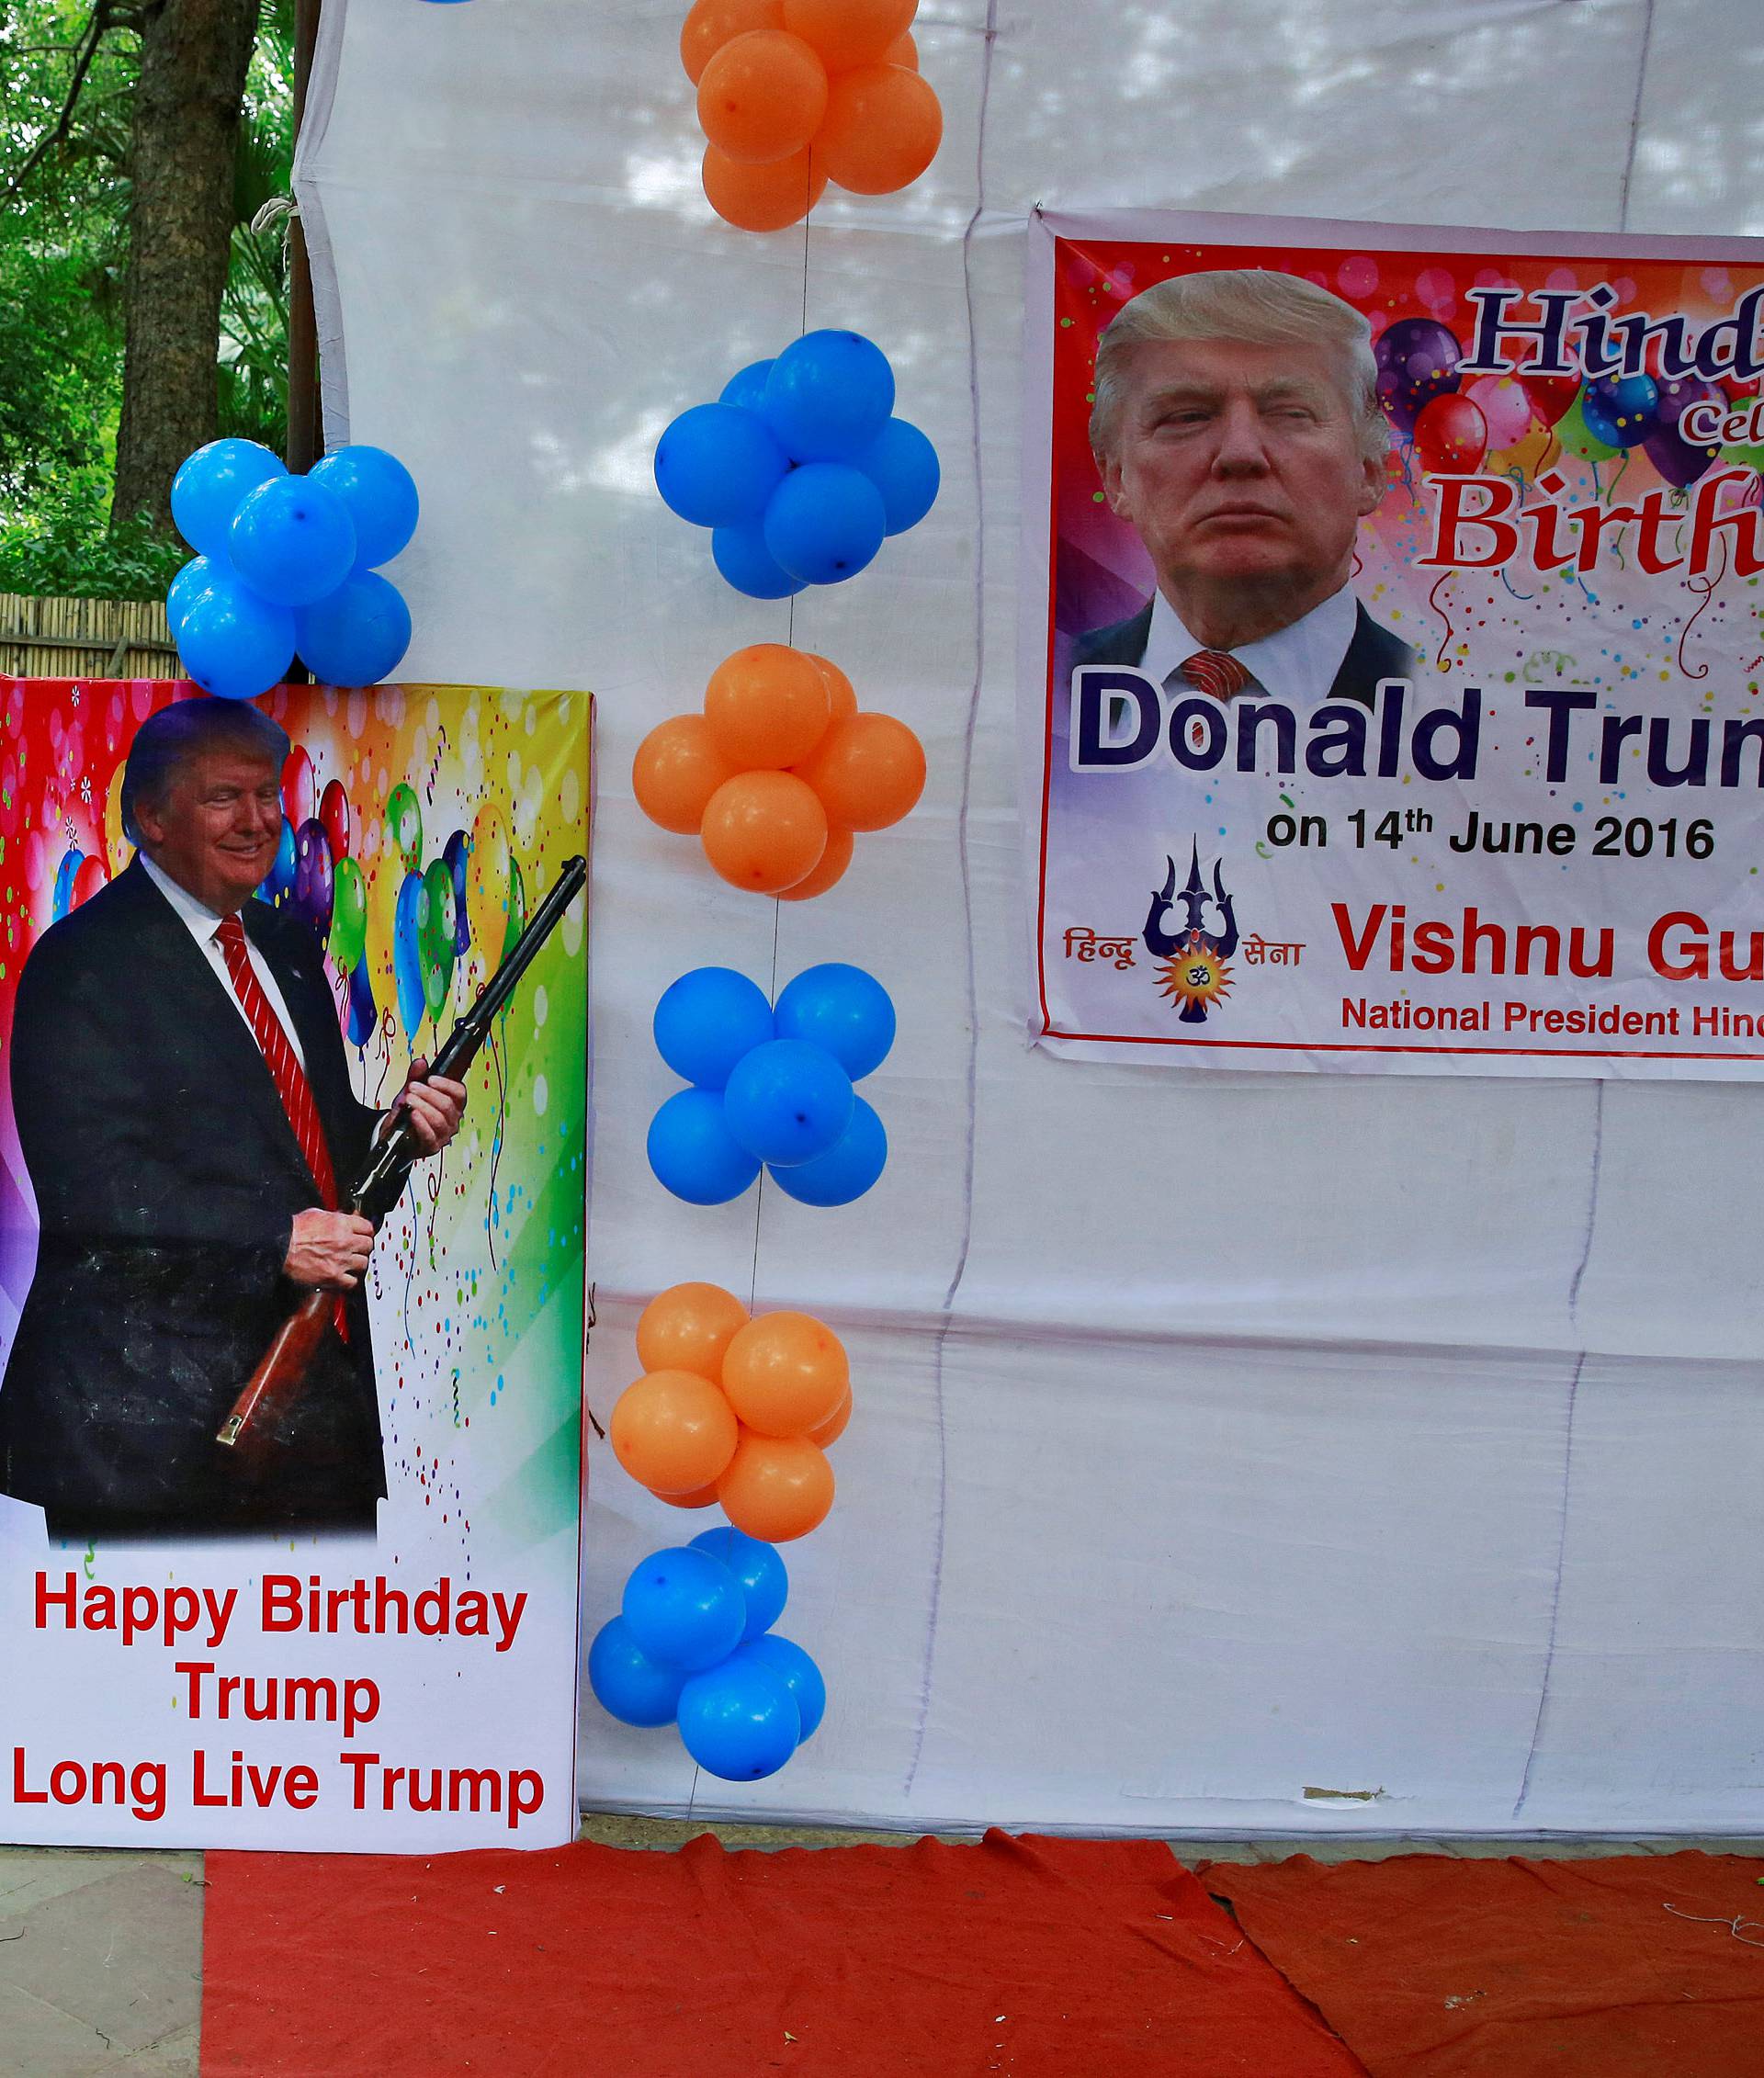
[200,1829,1364,2077]
[1204,1850,1764,2077]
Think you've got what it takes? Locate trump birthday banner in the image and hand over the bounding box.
[1024,209,1764,1078]
[0,681,588,1849]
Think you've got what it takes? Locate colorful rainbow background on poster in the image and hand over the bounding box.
[0,679,589,1562]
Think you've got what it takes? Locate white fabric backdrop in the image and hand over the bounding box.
[297,0,1764,1834]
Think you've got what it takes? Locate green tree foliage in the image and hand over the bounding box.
[0,0,292,597]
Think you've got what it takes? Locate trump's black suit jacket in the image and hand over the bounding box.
[0,859,387,1537]
[1070,597,1419,710]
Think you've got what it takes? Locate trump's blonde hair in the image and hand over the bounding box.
[1089,268,1388,465]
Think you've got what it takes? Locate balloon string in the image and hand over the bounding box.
[425,1138,444,1271]
[1428,570,1457,672]
[1499,468,1534,601]
[1677,535,1726,682]
[484,1023,507,1274]
[400,1172,420,1355]
[371,1004,398,1106]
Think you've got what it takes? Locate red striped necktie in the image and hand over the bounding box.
[214,914,349,1343]
[1179,649,1252,702]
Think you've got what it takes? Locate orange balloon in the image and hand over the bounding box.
[816,64,942,195]
[704,643,832,768]
[776,826,852,902]
[681,0,783,84]
[703,143,826,232]
[633,713,738,835]
[698,29,829,166]
[717,1431,835,1542]
[700,770,828,892]
[657,1482,722,1510]
[637,1281,751,1381]
[782,0,915,70]
[721,1310,848,1438]
[806,1385,852,1450]
[805,652,858,725]
[796,712,925,831]
[609,1369,740,1496]
[883,28,917,67]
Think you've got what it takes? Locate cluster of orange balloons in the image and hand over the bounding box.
[683,0,944,232]
[610,1282,853,1542]
[633,643,925,898]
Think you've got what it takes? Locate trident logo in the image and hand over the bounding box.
[1143,841,1238,1023]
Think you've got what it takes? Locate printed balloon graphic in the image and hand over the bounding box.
[1374,318,1463,436]
[418,858,458,1022]
[1411,391,1487,475]
[387,782,424,874]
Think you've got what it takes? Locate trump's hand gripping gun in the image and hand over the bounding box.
[215,853,588,1465]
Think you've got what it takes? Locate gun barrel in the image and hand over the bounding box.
[465,853,586,1034]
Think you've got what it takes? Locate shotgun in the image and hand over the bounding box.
[216,853,588,1464]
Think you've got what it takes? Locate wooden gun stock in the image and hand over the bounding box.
[214,1285,334,1467]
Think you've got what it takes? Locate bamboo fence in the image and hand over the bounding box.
[0,593,179,682]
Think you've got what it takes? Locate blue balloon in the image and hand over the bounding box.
[768,1094,887,1206]
[295,570,412,686]
[51,848,82,925]
[676,1656,799,1780]
[171,438,287,558]
[719,358,776,412]
[653,966,775,1090]
[307,445,420,568]
[229,476,357,606]
[258,815,298,906]
[856,417,940,536]
[763,465,888,586]
[621,1546,746,1672]
[1582,372,1659,450]
[738,1635,825,1742]
[346,951,378,1047]
[689,1528,787,1641]
[761,330,896,464]
[774,963,895,1080]
[444,829,471,954]
[723,1038,854,1167]
[588,1616,689,1728]
[654,402,788,527]
[648,1088,763,1204]
[393,870,425,1041]
[176,572,296,701]
[166,555,227,638]
[712,521,807,599]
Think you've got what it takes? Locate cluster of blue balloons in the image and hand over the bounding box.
[655,329,939,600]
[589,1530,825,1781]
[167,440,418,700]
[648,962,892,1208]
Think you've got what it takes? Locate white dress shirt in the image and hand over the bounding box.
[140,852,307,1071]
[1140,582,1359,706]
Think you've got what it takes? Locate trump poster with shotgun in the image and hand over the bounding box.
[1024,208,1764,1079]
[0,680,589,1849]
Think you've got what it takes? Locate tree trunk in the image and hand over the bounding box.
[111,0,261,530]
